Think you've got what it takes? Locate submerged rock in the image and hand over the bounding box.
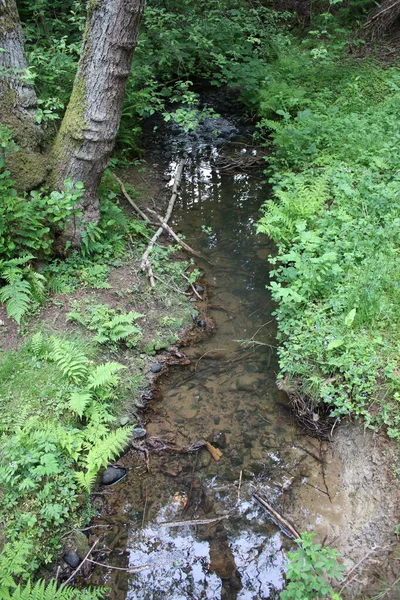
[64,550,80,568]
[101,466,126,486]
[212,431,227,449]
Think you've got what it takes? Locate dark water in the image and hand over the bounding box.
[86,138,334,599]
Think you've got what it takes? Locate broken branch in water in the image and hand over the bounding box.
[252,492,300,539]
[61,540,99,587]
[140,158,186,287]
[159,515,229,528]
[87,558,171,574]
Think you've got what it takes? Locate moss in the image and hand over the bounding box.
[0,85,47,191]
[7,149,48,192]
[52,74,87,178]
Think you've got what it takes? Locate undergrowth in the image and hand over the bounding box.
[256,30,400,440]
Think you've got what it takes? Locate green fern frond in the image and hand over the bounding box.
[68,391,92,418]
[25,270,46,303]
[87,362,125,390]
[50,338,89,384]
[0,278,32,323]
[84,427,132,473]
[9,579,104,599]
[74,470,97,493]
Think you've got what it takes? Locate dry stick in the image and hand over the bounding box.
[181,273,202,300]
[140,158,186,279]
[339,546,379,593]
[252,493,300,540]
[148,211,211,264]
[237,470,243,501]
[195,348,227,371]
[61,539,99,587]
[364,0,400,25]
[86,558,169,574]
[159,515,229,528]
[111,172,150,223]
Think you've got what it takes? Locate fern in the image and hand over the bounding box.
[74,470,98,493]
[84,427,132,473]
[87,362,125,390]
[0,256,47,323]
[68,391,92,418]
[50,338,89,384]
[0,278,32,324]
[27,332,49,358]
[6,580,104,599]
[257,176,328,244]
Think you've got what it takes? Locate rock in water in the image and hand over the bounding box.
[101,466,126,486]
[64,550,80,568]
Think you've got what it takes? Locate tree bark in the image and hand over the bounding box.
[52,0,145,248]
[0,0,46,190]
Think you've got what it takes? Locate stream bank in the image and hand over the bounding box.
[81,119,400,599]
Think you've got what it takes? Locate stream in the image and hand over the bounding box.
[86,121,351,599]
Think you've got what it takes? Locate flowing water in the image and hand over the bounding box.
[87,127,346,599]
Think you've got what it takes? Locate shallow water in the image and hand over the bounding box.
[86,138,344,599]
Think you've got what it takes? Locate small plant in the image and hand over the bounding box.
[67,302,144,347]
[280,533,344,600]
[0,256,46,323]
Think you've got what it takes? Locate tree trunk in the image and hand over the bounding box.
[0,0,46,190]
[52,0,145,248]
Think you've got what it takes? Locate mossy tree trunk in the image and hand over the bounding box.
[52,0,145,248]
[0,0,46,190]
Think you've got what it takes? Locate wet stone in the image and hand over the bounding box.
[212,431,227,449]
[150,362,163,373]
[101,466,126,486]
[64,550,80,568]
[236,375,259,392]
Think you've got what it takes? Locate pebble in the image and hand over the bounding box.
[101,466,126,486]
[212,431,227,449]
[120,416,130,426]
[250,448,263,460]
[150,362,163,373]
[236,375,258,392]
[64,550,80,568]
[131,427,146,439]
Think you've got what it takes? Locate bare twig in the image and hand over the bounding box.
[140,159,186,283]
[87,558,170,573]
[159,515,229,528]
[237,470,243,501]
[62,539,99,587]
[110,172,150,223]
[252,492,300,539]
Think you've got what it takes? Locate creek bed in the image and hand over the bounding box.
[84,132,389,599]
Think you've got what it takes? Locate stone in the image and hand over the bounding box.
[131,427,146,439]
[236,375,258,392]
[195,284,204,293]
[120,416,130,426]
[213,416,221,425]
[250,448,263,460]
[64,550,80,568]
[199,449,212,469]
[150,362,163,373]
[101,466,126,486]
[73,531,89,559]
[212,431,227,449]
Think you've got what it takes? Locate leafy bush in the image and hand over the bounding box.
[280,533,344,600]
[0,335,132,581]
[257,42,400,437]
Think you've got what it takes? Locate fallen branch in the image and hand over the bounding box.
[140,158,185,284]
[205,441,223,461]
[87,558,171,574]
[148,210,212,263]
[110,172,150,223]
[159,515,229,528]
[62,539,99,587]
[252,492,300,539]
